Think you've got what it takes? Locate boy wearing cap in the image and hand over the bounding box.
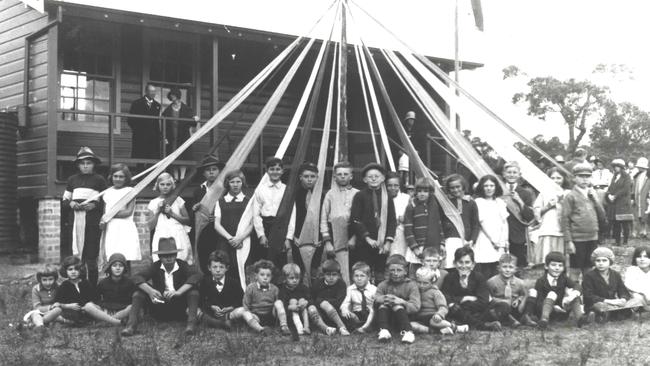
[121,237,202,336]
[191,154,225,274]
[350,163,397,283]
[582,247,639,322]
[561,163,607,281]
[62,146,108,286]
[321,161,359,285]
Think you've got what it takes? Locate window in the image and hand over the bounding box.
[58,22,116,132]
[149,39,193,84]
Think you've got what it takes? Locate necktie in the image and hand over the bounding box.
[260,285,269,291]
[550,277,557,287]
[215,280,223,286]
[357,287,367,311]
[509,184,515,194]
[460,274,468,288]
[372,190,380,227]
[504,279,512,304]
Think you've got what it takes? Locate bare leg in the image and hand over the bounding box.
[301,308,310,334]
[112,305,131,320]
[41,307,63,325]
[82,303,121,325]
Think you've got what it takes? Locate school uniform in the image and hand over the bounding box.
[214,192,250,283]
[97,276,136,312]
[340,283,376,330]
[441,270,498,329]
[582,269,633,314]
[242,282,280,326]
[199,275,243,320]
[350,187,397,277]
[62,173,108,285]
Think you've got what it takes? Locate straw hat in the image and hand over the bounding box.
[611,158,626,168]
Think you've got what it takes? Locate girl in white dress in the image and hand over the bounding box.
[100,164,141,265]
[533,167,570,265]
[473,175,509,279]
[147,172,192,263]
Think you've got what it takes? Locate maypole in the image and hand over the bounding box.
[336,0,349,162]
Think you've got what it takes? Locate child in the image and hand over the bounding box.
[474,175,509,279]
[501,161,536,267]
[403,178,444,276]
[191,154,225,274]
[410,267,461,335]
[121,238,201,336]
[441,174,479,270]
[23,264,62,332]
[84,253,136,325]
[251,157,295,265]
[441,247,502,331]
[277,263,311,335]
[308,253,350,335]
[292,162,320,281]
[421,247,448,289]
[624,245,650,310]
[486,253,537,327]
[230,259,287,334]
[214,169,253,289]
[340,261,376,333]
[523,251,592,328]
[375,254,420,343]
[561,163,607,281]
[54,256,98,324]
[147,172,193,263]
[198,250,244,329]
[100,164,141,267]
[350,163,396,282]
[532,168,570,265]
[62,147,107,285]
[386,172,410,258]
[321,161,359,285]
[582,247,638,322]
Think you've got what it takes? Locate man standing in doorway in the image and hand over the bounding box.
[128,83,161,159]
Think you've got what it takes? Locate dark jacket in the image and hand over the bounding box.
[441,270,490,310]
[199,275,243,312]
[441,196,480,243]
[403,195,444,250]
[311,278,347,309]
[278,283,312,305]
[533,272,579,308]
[128,96,161,159]
[607,172,633,220]
[350,187,397,242]
[55,279,97,306]
[582,269,630,311]
[161,102,196,153]
[506,184,536,244]
[132,259,202,293]
[97,276,136,311]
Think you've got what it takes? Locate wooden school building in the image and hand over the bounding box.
[0,0,482,263]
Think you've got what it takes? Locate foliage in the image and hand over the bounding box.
[514,135,566,163]
[589,101,650,162]
[462,129,503,172]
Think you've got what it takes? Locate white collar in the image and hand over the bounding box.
[267,181,282,188]
[201,181,214,190]
[161,261,179,275]
[224,192,245,202]
[547,274,559,285]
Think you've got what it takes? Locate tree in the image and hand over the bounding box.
[590,101,650,162]
[514,134,566,162]
[509,72,609,153]
[462,129,503,172]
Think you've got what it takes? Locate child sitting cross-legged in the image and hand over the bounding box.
[441,247,503,331]
[198,250,244,330]
[340,261,376,333]
[83,253,136,326]
[486,254,538,327]
[307,253,350,336]
[523,251,593,329]
[583,247,640,322]
[278,263,311,336]
[421,247,448,289]
[410,267,465,335]
[230,259,286,335]
[376,254,421,344]
[23,264,63,333]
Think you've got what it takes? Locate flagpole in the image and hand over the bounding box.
[454,0,460,131]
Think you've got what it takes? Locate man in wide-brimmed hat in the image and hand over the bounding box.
[61,146,107,286]
[190,154,226,273]
[121,237,202,336]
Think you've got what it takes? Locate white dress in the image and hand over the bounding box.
[148,197,192,263]
[474,197,509,263]
[102,187,141,261]
[390,192,411,257]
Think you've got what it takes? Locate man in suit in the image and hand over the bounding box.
[128,83,161,159]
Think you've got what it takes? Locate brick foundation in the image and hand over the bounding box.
[134,199,152,260]
[37,198,61,263]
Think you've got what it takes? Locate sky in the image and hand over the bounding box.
[56,0,650,143]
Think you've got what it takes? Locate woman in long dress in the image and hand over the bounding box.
[607,159,634,245]
[532,167,570,265]
[147,172,192,263]
[473,175,509,279]
[100,164,142,265]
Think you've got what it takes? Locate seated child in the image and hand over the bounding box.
[625,246,650,311]
[410,267,463,335]
[441,247,503,331]
[340,261,376,333]
[486,253,537,327]
[121,238,202,336]
[523,251,593,328]
[583,247,639,322]
[230,259,286,334]
[83,253,136,325]
[277,263,311,335]
[308,253,349,335]
[23,264,63,332]
[54,256,98,324]
[376,254,421,344]
[199,250,244,329]
[421,247,448,289]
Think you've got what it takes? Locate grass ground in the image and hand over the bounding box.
[2,240,650,366]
